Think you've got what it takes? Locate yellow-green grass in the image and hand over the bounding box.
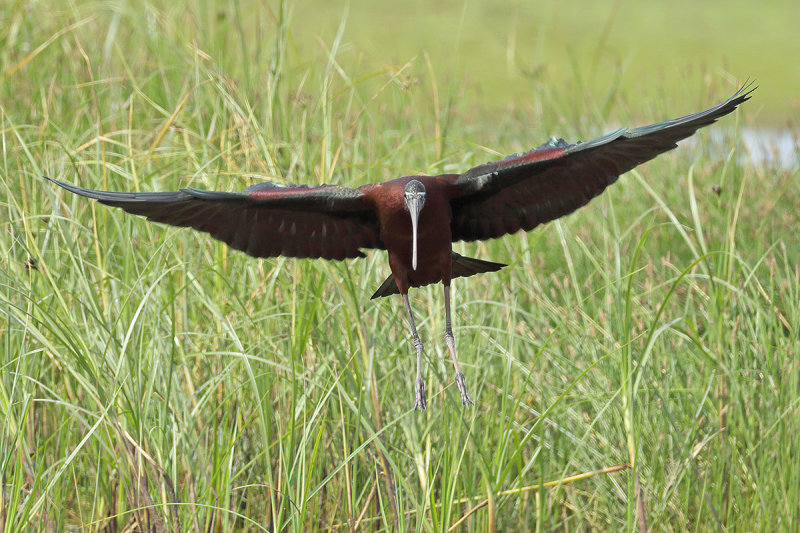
[287,0,797,126]
[2,1,798,530]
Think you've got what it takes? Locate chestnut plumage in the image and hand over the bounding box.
[46,84,753,409]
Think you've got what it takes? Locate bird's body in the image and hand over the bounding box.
[367,176,457,292]
[47,85,754,410]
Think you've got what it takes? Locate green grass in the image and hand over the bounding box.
[2,1,798,531]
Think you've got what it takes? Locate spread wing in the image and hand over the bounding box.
[46,178,382,260]
[448,84,755,242]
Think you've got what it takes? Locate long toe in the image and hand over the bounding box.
[414,377,427,411]
[454,372,473,406]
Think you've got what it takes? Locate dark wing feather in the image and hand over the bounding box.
[448,84,755,242]
[46,177,382,260]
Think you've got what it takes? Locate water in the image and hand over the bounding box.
[696,127,799,172]
[738,128,798,172]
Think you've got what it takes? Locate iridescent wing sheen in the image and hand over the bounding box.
[46,178,383,260]
[448,84,755,242]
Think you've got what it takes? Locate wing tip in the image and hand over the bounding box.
[43,176,103,200]
[735,78,758,98]
[724,78,757,109]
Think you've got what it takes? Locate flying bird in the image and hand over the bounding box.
[46,85,753,410]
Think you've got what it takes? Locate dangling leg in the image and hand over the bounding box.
[444,284,473,406]
[402,293,426,410]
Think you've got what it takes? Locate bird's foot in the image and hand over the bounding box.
[454,371,473,406]
[414,377,427,411]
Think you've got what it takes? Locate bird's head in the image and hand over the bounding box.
[403,180,426,270]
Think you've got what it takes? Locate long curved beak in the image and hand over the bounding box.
[407,197,423,270]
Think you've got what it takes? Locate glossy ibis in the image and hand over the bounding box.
[46,85,753,410]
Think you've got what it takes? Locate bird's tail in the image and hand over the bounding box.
[370,253,506,299]
[451,253,507,279]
